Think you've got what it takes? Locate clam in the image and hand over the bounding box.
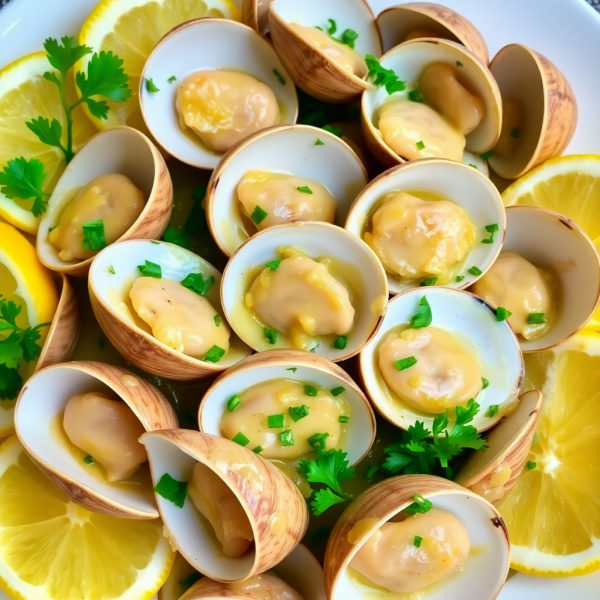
[269,0,382,103]
[345,158,505,295]
[471,205,600,352]
[220,221,388,361]
[359,287,523,433]
[377,2,489,63]
[14,361,178,519]
[455,390,542,504]
[88,239,252,380]
[139,18,298,170]
[140,429,309,581]
[488,44,577,180]
[206,124,368,257]
[324,474,510,600]
[36,127,173,277]
[242,0,271,36]
[361,39,502,169]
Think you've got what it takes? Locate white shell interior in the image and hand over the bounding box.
[501,206,600,352]
[199,354,375,466]
[207,125,369,257]
[332,490,510,600]
[14,364,158,517]
[89,239,251,368]
[139,18,298,170]
[270,0,382,59]
[272,544,327,600]
[141,433,255,581]
[37,128,158,269]
[221,222,388,360]
[362,39,501,155]
[344,158,504,295]
[359,287,523,432]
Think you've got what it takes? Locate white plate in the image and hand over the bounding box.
[1,0,599,598]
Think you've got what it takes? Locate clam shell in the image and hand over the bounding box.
[88,239,252,380]
[361,39,502,168]
[455,390,542,504]
[324,475,510,600]
[140,429,309,581]
[139,18,298,170]
[220,221,388,361]
[269,0,382,103]
[14,361,178,519]
[345,158,505,295]
[242,0,271,35]
[377,2,489,63]
[198,349,376,466]
[359,287,524,433]
[489,44,577,180]
[36,127,173,277]
[206,124,368,257]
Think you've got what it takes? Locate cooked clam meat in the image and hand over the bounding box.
[364,192,476,284]
[350,508,470,593]
[493,97,523,157]
[290,24,367,77]
[220,379,348,460]
[193,572,304,599]
[129,277,230,357]
[246,255,355,350]
[472,252,555,340]
[63,392,147,482]
[176,70,279,153]
[238,171,337,230]
[187,462,254,558]
[49,174,144,262]
[379,327,482,413]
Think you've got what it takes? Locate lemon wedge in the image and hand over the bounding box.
[78,0,241,132]
[158,553,201,600]
[497,331,600,576]
[0,435,174,600]
[0,53,96,234]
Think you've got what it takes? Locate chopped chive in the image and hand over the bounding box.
[265,259,281,270]
[456,275,465,282]
[365,464,379,480]
[137,260,162,278]
[482,223,499,244]
[162,226,192,250]
[304,384,318,397]
[479,150,493,160]
[214,314,221,327]
[338,415,350,423]
[339,28,359,49]
[487,404,499,418]
[232,432,250,446]
[289,405,309,422]
[181,272,215,296]
[327,18,337,35]
[416,140,425,150]
[272,69,286,85]
[408,90,423,103]
[510,128,521,139]
[204,345,225,363]
[264,327,278,345]
[469,164,478,169]
[150,240,159,245]
[315,138,325,146]
[495,307,512,322]
[420,276,438,287]
[280,430,294,446]
[411,296,432,329]
[167,75,177,83]
[227,394,241,412]
[307,432,329,450]
[394,356,417,371]
[405,493,433,515]
[333,335,348,350]
[527,461,537,469]
[287,367,297,373]
[84,455,95,465]
[414,535,423,548]
[331,386,345,397]
[154,473,187,507]
[527,313,546,325]
[251,205,268,224]
[253,445,264,454]
[481,377,489,389]
[456,61,463,67]
[108,265,115,274]
[297,186,313,194]
[145,77,160,93]
[82,219,106,250]
[268,414,285,428]
[98,338,107,350]
[48,225,56,233]
[323,124,343,137]
[468,266,482,276]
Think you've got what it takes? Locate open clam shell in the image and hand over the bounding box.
[345,158,505,295]
[37,127,173,277]
[141,429,309,581]
[89,239,252,380]
[361,39,502,168]
[359,287,524,433]
[377,2,489,63]
[221,221,388,361]
[198,349,376,466]
[324,475,510,600]
[269,0,382,103]
[206,124,368,257]
[140,18,298,170]
[455,390,542,504]
[14,361,178,519]
[242,0,271,36]
[489,44,577,180]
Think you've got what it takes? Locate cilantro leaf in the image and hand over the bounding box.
[411,296,432,329]
[0,158,49,217]
[181,272,214,296]
[25,117,63,149]
[20,326,46,362]
[0,335,23,370]
[0,301,21,328]
[83,97,110,120]
[76,50,131,103]
[311,488,348,516]
[44,36,92,73]
[298,449,355,498]
[0,364,23,401]
[365,55,406,94]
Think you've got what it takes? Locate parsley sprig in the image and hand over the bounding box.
[365,56,406,94]
[0,36,130,217]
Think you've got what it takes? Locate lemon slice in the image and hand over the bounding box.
[0,223,58,438]
[78,0,241,131]
[497,331,600,576]
[0,53,97,234]
[0,436,174,600]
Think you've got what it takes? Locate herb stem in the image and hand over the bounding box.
[56,73,75,163]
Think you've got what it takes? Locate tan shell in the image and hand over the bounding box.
[377,2,489,63]
[242,0,271,35]
[36,274,81,371]
[15,361,178,519]
[489,44,577,179]
[141,429,309,582]
[36,127,173,277]
[455,390,542,504]
[324,475,510,600]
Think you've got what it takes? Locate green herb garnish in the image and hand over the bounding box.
[406,494,433,515]
[137,260,161,278]
[181,272,214,296]
[272,69,286,85]
[265,259,281,270]
[84,455,95,465]
[481,223,499,244]
[527,313,546,324]
[468,266,482,276]
[365,55,406,94]
[287,367,297,373]
[214,314,221,327]
[414,535,423,548]
[416,140,425,150]
[203,345,225,363]
[481,377,489,389]
[408,90,423,103]
[331,386,345,397]
[162,226,192,250]
[479,150,493,160]
[232,432,250,446]
[108,265,115,274]
[82,219,106,250]
[280,430,294,446]
[251,205,268,224]
[333,335,348,350]
[297,186,313,194]
[420,276,437,287]
[487,404,499,418]
[338,415,350,423]
[495,307,512,322]
[268,414,285,428]
[167,75,177,83]
[469,164,478,169]
[395,356,417,371]
[227,394,241,412]
[145,77,159,92]
[307,432,329,450]
[264,327,277,345]
[315,138,324,146]
[253,445,264,454]
[304,384,318,397]
[456,275,465,282]
[527,461,537,469]
[289,405,309,422]
[456,61,464,67]
[365,464,379,480]
[323,124,343,137]
[411,296,432,329]
[154,473,187,508]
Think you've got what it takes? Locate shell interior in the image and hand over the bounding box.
[139,18,298,170]
[270,544,327,600]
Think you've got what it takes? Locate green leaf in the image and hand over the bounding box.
[145,78,160,93]
[0,157,48,217]
[82,219,106,251]
[339,28,359,49]
[20,327,45,362]
[495,306,512,322]
[297,186,313,194]
[265,259,281,271]
[410,296,432,329]
[298,449,355,496]
[162,226,192,250]
[311,488,347,516]
[84,97,110,120]
[0,364,23,400]
[251,205,268,225]
[44,36,92,73]
[322,124,343,137]
[76,50,131,103]
[204,345,225,363]
[289,405,309,422]
[481,377,489,389]
[154,473,187,508]
[420,276,438,287]
[408,89,423,103]
[264,327,277,345]
[0,337,23,369]
[365,55,406,94]
[272,69,286,85]
[405,493,433,515]
[168,75,177,84]
[487,404,499,418]
[181,272,214,296]
[25,117,63,149]
[137,260,162,278]
[315,138,324,146]
[333,335,348,350]
[0,300,21,328]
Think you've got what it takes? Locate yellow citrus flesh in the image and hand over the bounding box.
[497,331,600,576]
[0,436,174,600]
[0,223,58,437]
[158,553,200,600]
[78,0,241,131]
[0,53,97,234]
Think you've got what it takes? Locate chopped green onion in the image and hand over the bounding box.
[297,186,313,194]
[304,384,318,397]
[331,386,345,397]
[481,377,489,389]
[327,18,337,35]
[145,77,160,92]
[214,314,221,327]
[287,367,297,373]
[527,461,537,469]
[251,205,268,224]
[468,266,482,276]
[395,356,417,371]
[481,223,499,244]
[416,140,425,150]
[495,307,512,322]
[456,61,463,67]
[420,276,438,287]
[268,414,285,428]
[479,150,493,160]
[82,219,106,250]
[227,394,241,412]
[167,75,177,83]
[272,69,286,85]
[204,345,225,363]
[137,260,162,278]
[487,404,499,418]
[108,265,115,274]
[411,296,432,329]
[405,493,433,515]
[527,313,546,324]
[339,28,359,49]
[84,455,95,465]
[456,275,465,282]
[338,415,350,423]
[154,473,187,507]
[232,432,250,446]
[315,138,324,146]
[289,405,309,422]
[265,259,281,270]
[408,90,423,103]
[280,430,294,446]
[150,240,159,245]
[365,55,406,94]
[307,432,329,450]
[264,327,278,345]
[333,335,348,350]
[253,445,264,454]
[414,535,423,548]
[469,164,478,169]
[365,464,379,480]
[181,272,214,296]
